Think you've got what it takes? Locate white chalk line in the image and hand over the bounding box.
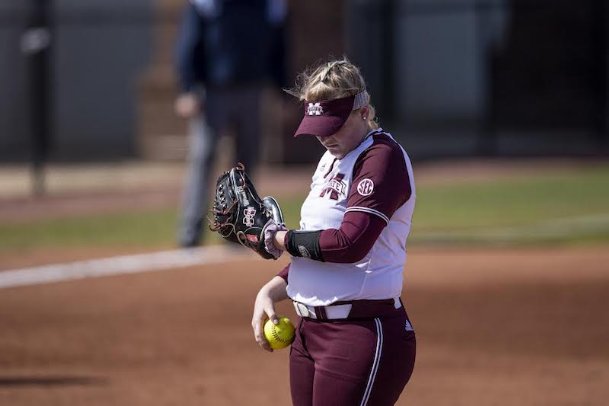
[0,245,254,290]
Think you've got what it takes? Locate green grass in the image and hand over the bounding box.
[0,165,608,252]
[0,210,179,250]
[0,198,306,253]
[411,165,609,245]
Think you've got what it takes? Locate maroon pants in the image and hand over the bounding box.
[289,307,416,406]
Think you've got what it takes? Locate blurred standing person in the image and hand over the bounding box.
[252,59,417,405]
[174,0,287,247]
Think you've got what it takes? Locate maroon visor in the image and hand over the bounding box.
[293,91,368,138]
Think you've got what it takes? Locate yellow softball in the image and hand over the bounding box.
[264,316,295,350]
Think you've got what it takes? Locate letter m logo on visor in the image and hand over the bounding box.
[307,103,323,116]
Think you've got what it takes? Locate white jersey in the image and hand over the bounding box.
[287,129,416,306]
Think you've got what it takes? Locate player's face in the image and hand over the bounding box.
[316,110,368,158]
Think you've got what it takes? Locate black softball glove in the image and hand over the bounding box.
[209,164,285,260]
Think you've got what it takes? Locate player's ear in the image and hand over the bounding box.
[360,106,370,120]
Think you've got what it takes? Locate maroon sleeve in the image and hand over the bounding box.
[346,135,411,221]
[276,264,290,283]
[317,135,412,263]
[319,211,385,262]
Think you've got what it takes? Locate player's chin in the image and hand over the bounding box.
[326,146,345,158]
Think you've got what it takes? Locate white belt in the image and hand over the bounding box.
[293,301,352,320]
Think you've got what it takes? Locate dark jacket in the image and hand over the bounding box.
[176,0,286,92]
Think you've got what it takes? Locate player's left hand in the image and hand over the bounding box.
[209,164,285,259]
[263,220,287,259]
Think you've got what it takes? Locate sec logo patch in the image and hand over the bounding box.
[357,178,374,196]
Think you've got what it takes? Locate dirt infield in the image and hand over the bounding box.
[0,246,607,405]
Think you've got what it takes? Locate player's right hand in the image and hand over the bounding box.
[252,287,279,352]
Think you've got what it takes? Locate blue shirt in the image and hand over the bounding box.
[176,0,287,91]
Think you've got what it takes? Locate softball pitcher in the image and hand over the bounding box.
[252,58,416,406]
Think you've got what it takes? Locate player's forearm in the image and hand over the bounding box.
[274,230,288,251]
[318,212,385,262]
[260,276,289,302]
[277,211,386,263]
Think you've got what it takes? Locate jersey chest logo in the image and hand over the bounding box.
[319,173,346,201]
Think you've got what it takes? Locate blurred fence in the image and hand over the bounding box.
[1,0,608,167]
[348,0,609,158]
[0,1,156,164]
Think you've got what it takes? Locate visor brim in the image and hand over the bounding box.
[293,114,349,138]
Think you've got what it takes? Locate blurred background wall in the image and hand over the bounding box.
[0,0,152,161]
[1,0,608,164]
[348,0,609,158]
